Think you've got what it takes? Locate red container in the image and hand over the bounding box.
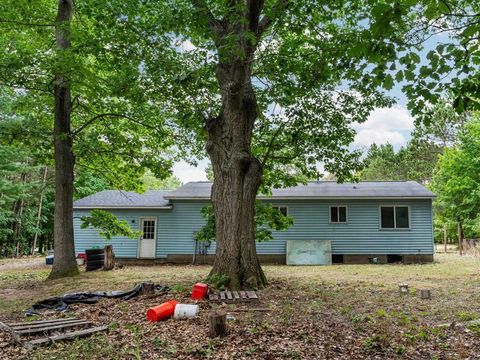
[146,300,178,322]
[77,253,87,261]
[191,283,208,300]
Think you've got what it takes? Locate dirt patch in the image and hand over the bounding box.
[0,255,479,359]
[0,258,46,271]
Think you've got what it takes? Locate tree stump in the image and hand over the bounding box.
[420,289,431,299]
[141,281,155,295]
[398,284,409,294]
[208,310,227,338]
[103,245,115,271]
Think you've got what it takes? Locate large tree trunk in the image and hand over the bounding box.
[207,54,266,289]
[48,0,78,279]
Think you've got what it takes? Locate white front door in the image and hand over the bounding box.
[138,217,156,258]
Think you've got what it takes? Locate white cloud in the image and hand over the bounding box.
[173,160,208,183]
[354,129,406,147]
[181,40,196,52]
[353,106,414,148]
[355,106,414,131]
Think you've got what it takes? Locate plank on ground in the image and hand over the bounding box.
[7,318,78,327]
[16,321,91,335]
[25,326,109,349]
[246,291,258,299]
[226,291,233,300]
[10,319,85,331]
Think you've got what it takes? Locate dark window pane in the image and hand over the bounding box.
[395,207,409,228]
[279,207,288,216]
[339,206,347,222]
[381,207,394,228]
[330,206,338,222]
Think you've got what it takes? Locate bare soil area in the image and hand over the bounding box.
[0,254,479,359]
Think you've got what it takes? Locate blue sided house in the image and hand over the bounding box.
[73,181,435,265]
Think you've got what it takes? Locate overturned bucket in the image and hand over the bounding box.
[146,300,178,322]
[174,304,199,319]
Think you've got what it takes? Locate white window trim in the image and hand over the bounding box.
[137,216,157,259]
[329,205,348,224]
[272,205,288,216]
[379,205,411,230]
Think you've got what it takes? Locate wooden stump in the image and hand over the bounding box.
[208,310,227,338]
[103,245,115,271]
[399,284,409,294]
[420,289,431,299]
[141,281,155,295]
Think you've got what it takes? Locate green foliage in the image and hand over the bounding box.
[195,202,293,243]
[80,209,141,240]
[431,116,480,238]
[360,141,441,184]
[141,171,181,190]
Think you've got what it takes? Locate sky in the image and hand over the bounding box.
[172,35,441,184]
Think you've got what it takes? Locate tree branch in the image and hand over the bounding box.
[257,0,290,37]
[191,0,224,35]
[72,113,159,137]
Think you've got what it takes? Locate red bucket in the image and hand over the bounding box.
[191,283,208,300]
[146,300,178,322]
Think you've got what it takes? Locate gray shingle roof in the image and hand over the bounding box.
[73,190,172,209]
[165,181,435,199]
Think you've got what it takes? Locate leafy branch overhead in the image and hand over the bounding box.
[80,209,141,241]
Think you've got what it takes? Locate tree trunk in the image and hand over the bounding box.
[32,167,48,255]
[48,0,78,279]
[207,55,266,289]
[443,224,447,254]
[457,222,463,256]
[103,244,115,271]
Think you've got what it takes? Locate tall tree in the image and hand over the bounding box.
[136,1,412,288]
[1,1,174,271]
[431,117,480,242]
[50,0,78,278]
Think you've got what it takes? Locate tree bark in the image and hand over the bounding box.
[48,0,78,279]
[32,167,48,255]
[443,224,447,254]
[457,222,463,256]
[204,2,273,290]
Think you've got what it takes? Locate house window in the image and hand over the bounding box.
[273,206,288,216]
[142,220,156,239]
[380,206,410,229]
[330,206,347,223]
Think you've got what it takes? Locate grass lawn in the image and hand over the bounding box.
[0,254,479,359]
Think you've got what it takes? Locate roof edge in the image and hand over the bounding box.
[73,205,173,210]
[165,196,435,200]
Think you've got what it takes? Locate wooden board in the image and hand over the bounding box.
[208,290,259,302]
[16,321,91,335]
[7,318,78,327]
[0,318,106,349]
[25,326,108,349]
[9,319,84,331]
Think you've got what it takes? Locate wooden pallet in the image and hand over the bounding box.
[208,290,259,302]
[0,317,108,349]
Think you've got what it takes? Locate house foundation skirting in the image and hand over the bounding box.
[115,254,433,266]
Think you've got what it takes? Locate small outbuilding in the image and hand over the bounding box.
[73,181,435,264]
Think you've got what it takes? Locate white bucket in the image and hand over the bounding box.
[76,258,85,266]
[173,304,199,319]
